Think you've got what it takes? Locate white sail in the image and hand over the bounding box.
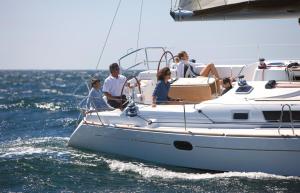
[177,0,249,11]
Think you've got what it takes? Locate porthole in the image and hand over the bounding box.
[173,141,193,151]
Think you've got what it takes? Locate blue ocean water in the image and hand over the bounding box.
[1,70,300,193]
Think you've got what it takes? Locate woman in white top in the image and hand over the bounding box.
[176,51,220,79]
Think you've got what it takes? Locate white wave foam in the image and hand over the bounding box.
[0,104,8,109]
[0,146,56,158]
[0,100,27,109]
[55,117,76,127]
[71,160,97,167]
[107,159,300,180]
[0,137,70,158]
[40,89,63,94]
[21,90,33,94]
[0,136,103,168]
[0,89,8,92]
[3,136,69,145]
[35,102,63,111]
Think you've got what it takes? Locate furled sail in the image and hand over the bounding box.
[177,0,246,11]
[171,0,300,21]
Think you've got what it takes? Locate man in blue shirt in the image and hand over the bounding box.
[86,79,109,111]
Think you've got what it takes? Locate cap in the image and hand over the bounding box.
[91,79,100,87]
[259,58,265,62]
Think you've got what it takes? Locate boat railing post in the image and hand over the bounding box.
[213,75,219,96]
[183,103,187,131]
[207,74,218,97]
[278,104,294,135]
[144,48,149,70]
[90,97,104,125]
[287,68,295,82]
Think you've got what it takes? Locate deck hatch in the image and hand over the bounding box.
[173,141,193,151]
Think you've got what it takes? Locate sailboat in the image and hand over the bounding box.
[170,0,300,23]
[68,1,300,176]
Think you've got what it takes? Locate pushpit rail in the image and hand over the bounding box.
[278,104,295,135]
[118,47,167,71]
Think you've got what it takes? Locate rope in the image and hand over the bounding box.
[95,0,122,70]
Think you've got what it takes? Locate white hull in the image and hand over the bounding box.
[69,122,300,176]
[70,52,300,176]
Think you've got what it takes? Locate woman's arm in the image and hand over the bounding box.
[168,96,182,102]
[152,96,157,107]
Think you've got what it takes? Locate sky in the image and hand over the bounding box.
[0,0,300,70]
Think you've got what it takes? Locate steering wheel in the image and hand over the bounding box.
[120,76,142,108]
[157,50,175,73]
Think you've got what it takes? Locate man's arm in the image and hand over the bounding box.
[103,92,120,100]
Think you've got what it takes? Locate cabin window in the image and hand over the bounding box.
[232,112,249,120]
[263,111,300,122]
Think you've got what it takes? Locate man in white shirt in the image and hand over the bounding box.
[103,63,129,109]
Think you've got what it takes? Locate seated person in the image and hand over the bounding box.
[221,77,233,95]
[176,51,220,79]
[86,79,109,111]
[152,67,180,107]
[103,63,129,109]
[170,56,180,70]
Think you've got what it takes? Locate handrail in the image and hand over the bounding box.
[81,99,300,130]
[278,104,295,135]
[124,61,144,71]
[157,50,175,73]
[78,96,104,125]
[118,47,166,71]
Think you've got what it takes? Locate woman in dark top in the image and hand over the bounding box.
[152,67,179,107]
[221,77,233,95]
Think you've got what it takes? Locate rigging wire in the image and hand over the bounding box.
[136,0,144,50]
[73,0,122,96]
[95,0,122,70]
[134,0,144,64]
[174,0,178,10]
